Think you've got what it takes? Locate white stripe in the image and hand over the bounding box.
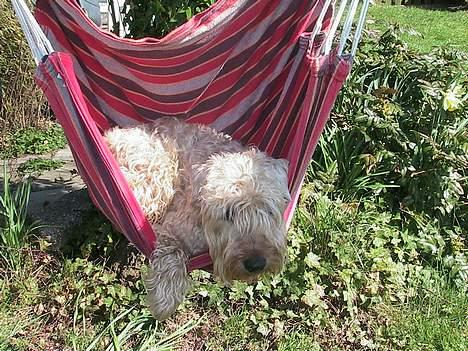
[308,0,333,54]
[211,43,299,131]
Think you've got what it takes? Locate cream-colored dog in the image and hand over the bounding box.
[104,117,290,320]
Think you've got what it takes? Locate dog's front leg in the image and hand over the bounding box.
[145,243,190,320]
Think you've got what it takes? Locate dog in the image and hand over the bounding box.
[104,117,291,320]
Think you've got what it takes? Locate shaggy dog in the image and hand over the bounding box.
[104,117,290,320]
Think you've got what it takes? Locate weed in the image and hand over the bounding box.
[0,164,40,271]
[0,124,66,158]
[17,158,65,176]
[330,27,467,272]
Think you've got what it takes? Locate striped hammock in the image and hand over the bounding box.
[12,0,370,270]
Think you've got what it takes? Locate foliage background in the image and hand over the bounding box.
[122,0,215,39]
[0,1,49,135]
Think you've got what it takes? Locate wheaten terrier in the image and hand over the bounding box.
[104,117,290,320]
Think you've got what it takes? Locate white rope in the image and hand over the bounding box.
[323,0,348,55]
[310,0,370,57]
[337,0,360,56]
[351,0,371,56]
[11,0,54,65]
[308,0,333,54]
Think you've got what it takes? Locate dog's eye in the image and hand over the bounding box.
[224,208,234,222]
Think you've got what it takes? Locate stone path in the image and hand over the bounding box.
[1,146,92,245]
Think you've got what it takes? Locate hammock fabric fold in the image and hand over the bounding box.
[32,0,352,270]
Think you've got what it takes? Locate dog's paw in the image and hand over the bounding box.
[145,246,191,320]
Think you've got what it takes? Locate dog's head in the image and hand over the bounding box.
[198,148,290,283]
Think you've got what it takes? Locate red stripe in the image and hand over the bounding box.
[252,65,308,150]
[187,32,301,124]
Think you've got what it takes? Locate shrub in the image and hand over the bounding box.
[0,123,67,158]
[0,1,50,133]
[311,28,467,280]
[122,0,216,38]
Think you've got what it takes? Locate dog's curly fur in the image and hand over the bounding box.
[104,117,290,320]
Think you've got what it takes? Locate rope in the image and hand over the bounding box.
[338,0,360,56]
[309,0,370,57]
[323,0,348,54]
[351,0,371,56]
[308,0,333,55]
[11,0,54,65]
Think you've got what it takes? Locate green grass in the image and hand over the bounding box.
[367,5,468,52]
[382,277,468,351]
[277,332,322,351]
[205,309,263,350]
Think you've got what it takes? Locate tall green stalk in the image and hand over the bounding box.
[0,163,39,271]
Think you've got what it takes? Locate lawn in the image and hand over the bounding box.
[367,5,468,52]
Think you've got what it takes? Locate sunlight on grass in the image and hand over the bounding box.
[277,332,321,351]
[367,5,468,52]
[382,276,468,351]
[86,306,199,351]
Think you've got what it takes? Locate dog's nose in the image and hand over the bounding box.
[243,256,266,273]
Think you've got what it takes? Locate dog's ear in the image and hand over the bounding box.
[145,245,191,321]
[274,158,289,175]
[244,148,289,174]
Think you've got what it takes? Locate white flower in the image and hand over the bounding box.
[443,86,464,112]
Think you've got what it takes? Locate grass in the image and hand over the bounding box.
[382,277,468,351]
[367,5,468,52]
[277,333,321,351]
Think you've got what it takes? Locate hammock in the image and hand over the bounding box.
[12,0,370,270]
